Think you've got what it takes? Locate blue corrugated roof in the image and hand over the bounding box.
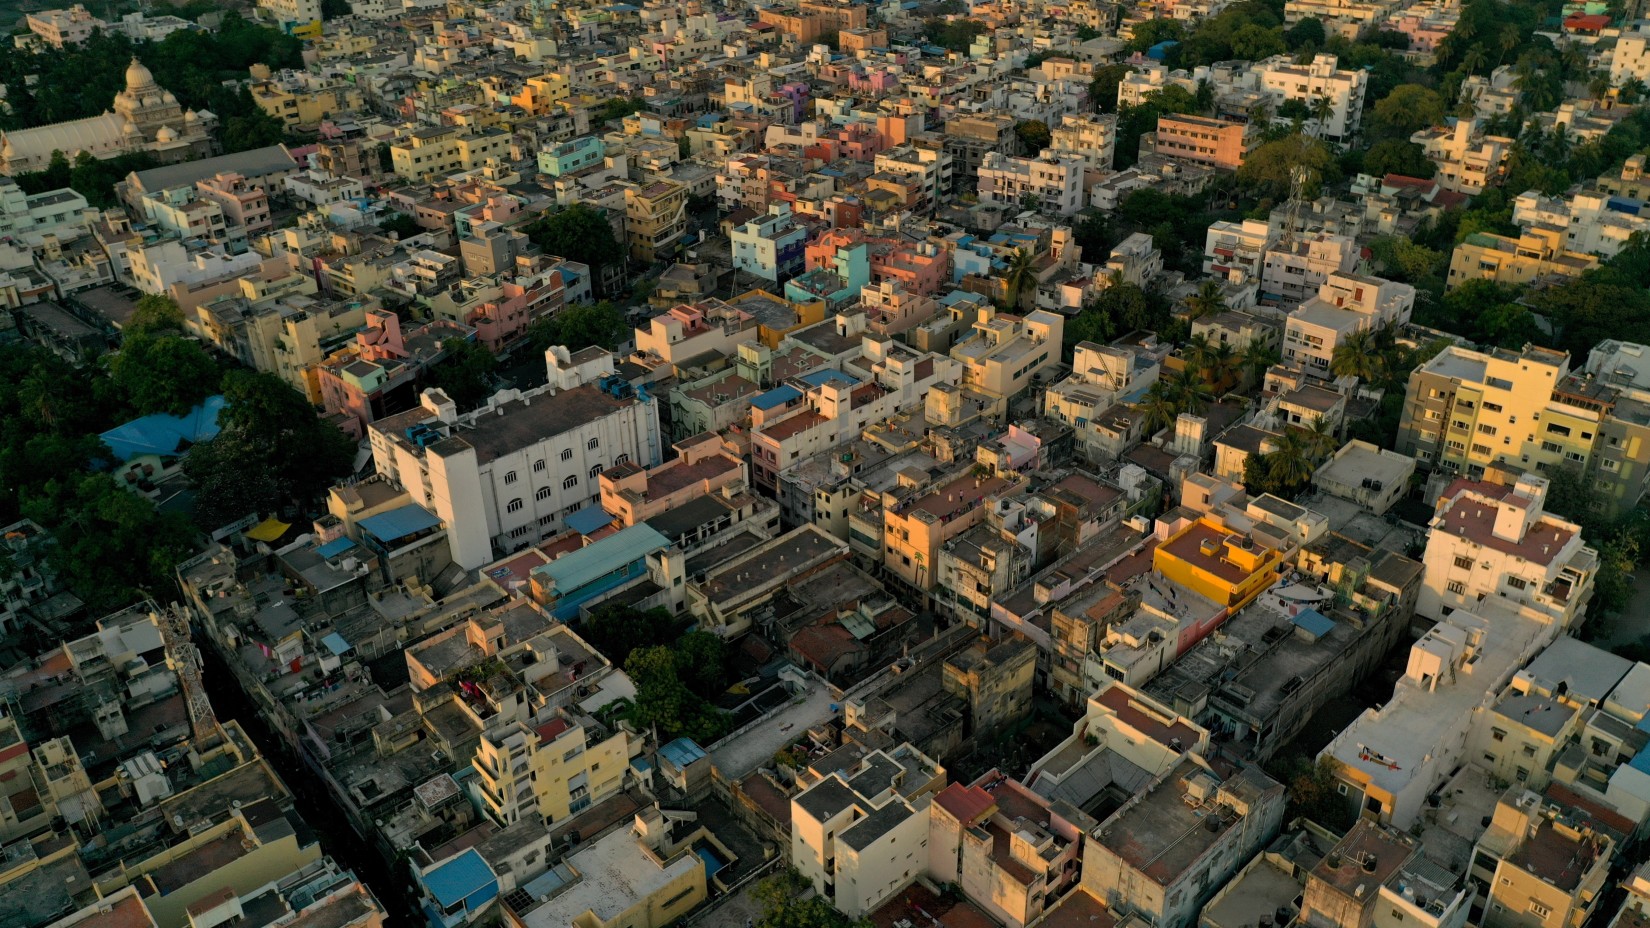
[99,395,226,462]
[752,385,802,410]
[358,504,442,544]
[660,737,707,769]
[316,537,357,559]
[321,632,351,656]
[423,849,494,907]
[530,524,669,592]
[1630,749,1650,775]
[566,503,616,536]
[1291,608,1336,638]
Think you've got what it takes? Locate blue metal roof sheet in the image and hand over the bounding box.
[321,632,351,656]
[99,395,226,462]
[316,537,357,559]
[659,737,707,769]
[358,504,442,543]
[566,503,616,536]
[1290,608,1336,639]
[422,849,494,907]
[529,524,669,592]
[752,385,802,410]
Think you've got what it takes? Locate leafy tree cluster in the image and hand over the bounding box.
[592,97,648,126]
[580,603,680,668]
[921,17,989,52]
[623,630,732,744]
[1064,281,1181,353]
[523,204,626,298]
[183,370,356,529]
[424,338,499,412]
[15,150,160,209]
[0,344,196,614]
[750,870,872,928]
[526,301,629,354]
[378,212,422,240]
[0,14,296,151]
[1243,416,1339,499]
[1013,118,1051,155]
[1274,755,1355,832]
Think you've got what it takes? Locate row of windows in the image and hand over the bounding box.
[505,467,607,512]
[502,445,625,484]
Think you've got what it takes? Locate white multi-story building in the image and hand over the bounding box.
[1413,119,1514,195]
[1048,113,1117,172]
[791,744,944,918]
[977,152,1086,215]
[1260,231,1357,306]
[1416,473,1596,627]
[1611,21,1650,90]
[256,0,320,29]
[1283,271,1414,375]
[872,145,953,213]
[1253,53,1368,146]
[368,347,664,570]
[1511,189,1650,258]
[0,175,92,247]
[1204,218,1277,283]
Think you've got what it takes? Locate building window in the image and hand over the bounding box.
[537,487,552,500]
[534,459,546,472]
[507,498,523,513]
[1453,555,1473,570]
[1529,902,1551,919]
[1507,576,1527,590]
[508,526,531,538]
[504,470,518,484]
[563,475,578,489]
[1447,580,1466,595]
[589,464,603,478]
[587,437,599,450]
[561,448,573,461]
[615,453,630,466]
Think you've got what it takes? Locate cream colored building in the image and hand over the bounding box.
[1048,113,1118,171]
[1414,473,1596,628]
[791,744,946,918]
[471,708,636,827]
[1475,791,1615,928]
[389,124,511,182]
[1447,226,1598,290]
[1413,119,1514,195]
[950,305,1064,403]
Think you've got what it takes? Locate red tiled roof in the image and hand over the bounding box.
[535,717,572,743]
[933,782,996,827]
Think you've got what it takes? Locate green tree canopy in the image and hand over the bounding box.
[1370,84,1447,139]
[1361,139,1436,178]
[1237,133,1337,199]
[184,370,355,527]
[525,204,626,297]
[1088,63,1134,113]
[110,331,221,417]
[527,301,628,353]
[425,338,499,412]
[1014,119,1051,154]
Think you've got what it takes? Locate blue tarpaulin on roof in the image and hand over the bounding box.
[752,385,802,410]
[316,537,357,559]
[799,369,856,388]
[358,504,442,544]
[99,395,226,462]
[321,632,351,656]
[1290,608,1336,638]
[566,503,616,536]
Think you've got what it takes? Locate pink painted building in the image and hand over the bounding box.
[597,432,747,525]
[194,172,272,235]
[317,309,475,437]
[465,260,569,352]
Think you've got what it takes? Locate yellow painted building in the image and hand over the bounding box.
[471,710,635,827]
[250,78,365,131]
[511,73,572,115]
[1152,516,1284,611]
[1447,227,1598,291]
[389,124,511,182]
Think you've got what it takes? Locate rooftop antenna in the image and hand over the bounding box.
[1277,164,1314,250]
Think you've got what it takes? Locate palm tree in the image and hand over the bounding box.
[1590,75,1614,101]
[1240,339,1281,386]
[1005,248,1038,310]
[1169,366,1212,416]
[1187,279,1226,319]
[1495,25,1519,68]
[1310,94,1335,137]
[1462,45,1488,76]
[1137,379,1180,434]
[1331,329,1381,381]
[1302,415,1339,462]
[1265,427,1316,493]
[1210,341,1237,387]
[1182,333,1218,371]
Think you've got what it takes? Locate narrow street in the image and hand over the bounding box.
[197,643,420,925]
